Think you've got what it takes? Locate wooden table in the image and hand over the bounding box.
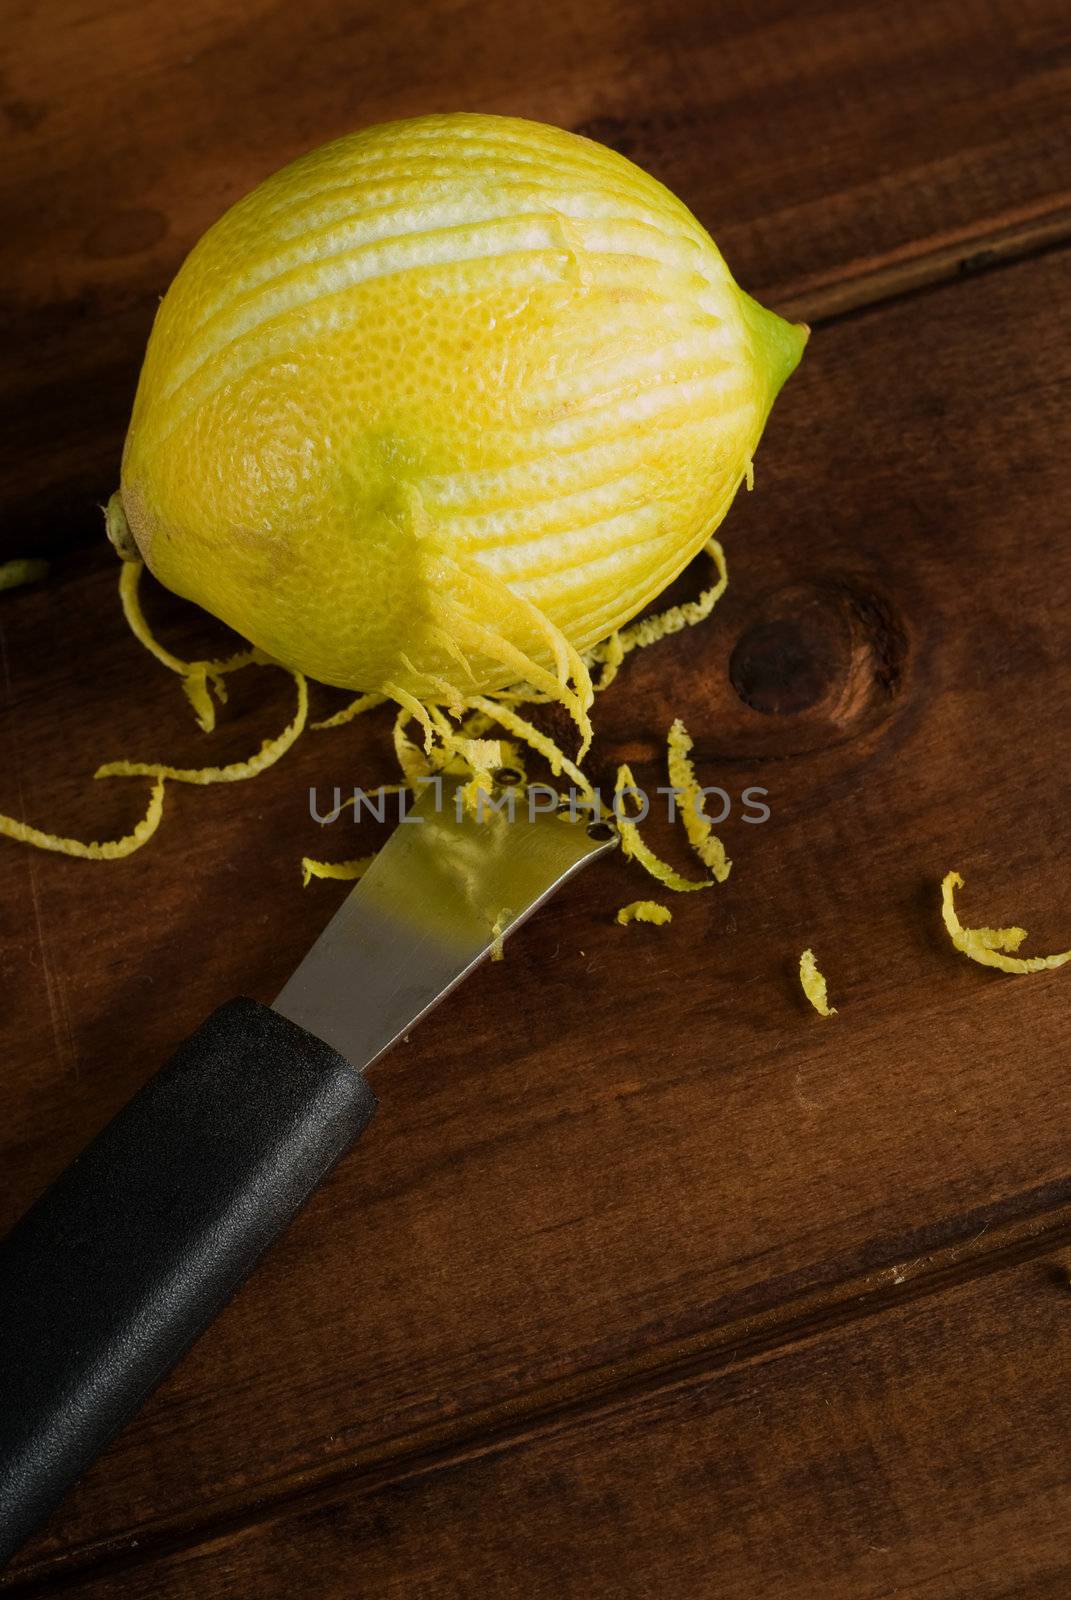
[3,1,1071,1593]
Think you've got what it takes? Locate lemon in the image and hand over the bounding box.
[109,113,805,710]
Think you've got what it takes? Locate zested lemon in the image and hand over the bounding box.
[109,113,805,715]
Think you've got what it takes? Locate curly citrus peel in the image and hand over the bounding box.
[0,559,50,593]
[614,763,710,892]
[374,485,593,748]
[588,539,728,692]
[119,561,267,733]
[311,691,385,730]
[616,900,672,926]
[0,780,164,861]
[415,704,512,814]
[389,706,432,787]
[666,716,731,882]
[301,854,376,888]
[424,572,593,757]
[799,948,836,1016]
[490,907,514,961]
[96,671,308,785]
[4,500,733,878]
[591,629,625,695]
[941,871,1071,974]
[466,696,594,800]
[122,522,728,850]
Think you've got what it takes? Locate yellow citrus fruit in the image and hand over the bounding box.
[110,113,805,707]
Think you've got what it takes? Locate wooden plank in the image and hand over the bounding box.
[9,1259,1071,1597]
[2,245,1070,1579]
[3,0,1071,556]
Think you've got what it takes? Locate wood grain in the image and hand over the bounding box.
[9,1262,1071,1598]
[3,0,1071,557]
[2,244,1071,1588]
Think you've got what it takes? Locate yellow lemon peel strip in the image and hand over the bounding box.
[424,706,501,793]
[392,706,432,788]
[426,558,593,756]
[432,598,584,728]
[490,907,514,961]
[311,691,385,731]
[448,736,508,774]
[941,871,1071,974]
[398,652,470,715]
[592,629,625,694]
[119,561,266,732]
[461,770,494,816]
[666,716,731,882]
[616,900,672,926]
[449,736,508,815]
[465,696,595,801]
[589,539,728,683]
[0,780,165,861]
[427,624,479,687]
[799,948,837,1016]
[0,559,50,593]
[614,763,710,892]
[96,672,308,786]
[794,947,832,1011]
[384,682,437,753]
[301,853,376,888]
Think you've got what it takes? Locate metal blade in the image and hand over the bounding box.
[274,781,615,1071]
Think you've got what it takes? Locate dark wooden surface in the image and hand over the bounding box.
[2,0,1071,1594]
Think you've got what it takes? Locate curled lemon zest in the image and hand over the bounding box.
[180,666,219,733]
[392,706,433,787]
[311,691,385,731]
[96,671,308,785]
[119,560,266,732]
[301,853,376,887]
[465,696,595,801]
[0,780,165,860]
[398,652,470,714]
[426,554,593,754]
[592,629,625,694]
[384,682,438,753]
[461,769,494,816]
[490,906,514,961]
[799,948,836,1016]
[590,538,728,674]
[614,763,710,892]
[427,674,469,712]
[0,559,50,593]
[941,871,1071,974]
[427,624,479,686]
[444,734,508,813]
[616,900,672,926]
[448,736,508,773]
[666,717,731,882]
[425,705,493,788]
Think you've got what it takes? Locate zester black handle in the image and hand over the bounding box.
[0,998,377,1567]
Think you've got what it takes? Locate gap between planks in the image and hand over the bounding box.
[779,197,1071,326]
[6,1182,1071,1596]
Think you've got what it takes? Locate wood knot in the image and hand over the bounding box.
[729,578,909,740]
[730,614,841,715]
[569,561,913,770]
